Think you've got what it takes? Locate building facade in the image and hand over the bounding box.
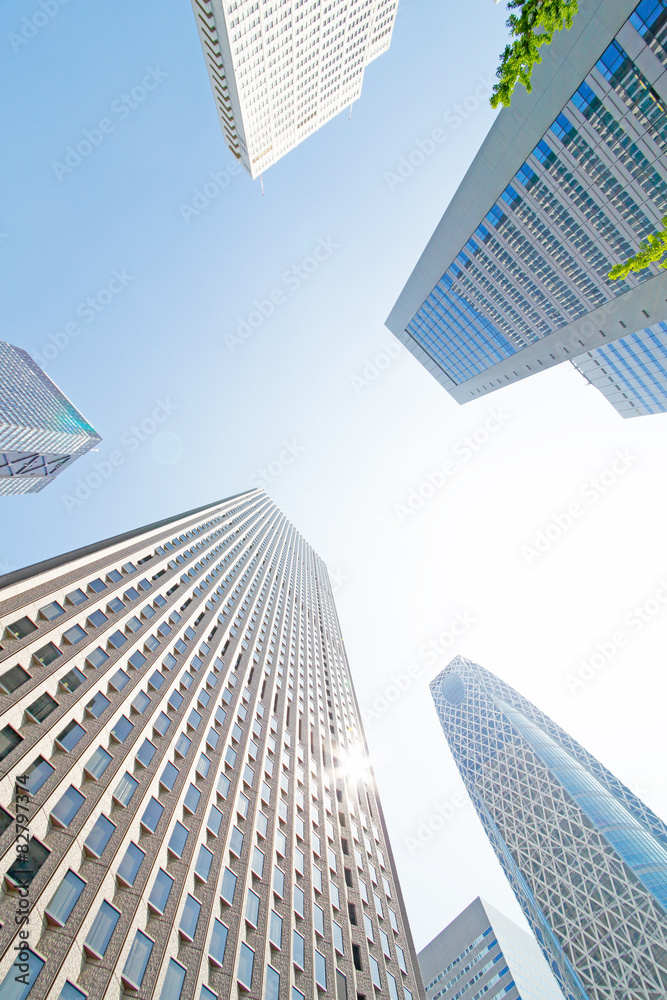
[0,341,101,495]
[0,490,423,1000]
[430,656,667,1000]
[190,0,397,178]
[419,897,564,1000]
[386,0,667,418]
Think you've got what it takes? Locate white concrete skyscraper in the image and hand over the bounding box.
[190,0,398,177]
[0,490,423,1000]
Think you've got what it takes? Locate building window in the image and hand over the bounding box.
[45,870,86,926]
[207,805,223,835]
[168,822,189,858]
[293,930,305,969]
[387,972,399,1000]
[84,901,120,958]
[160,762,179,791]
[63,624,87,645]
[154,712,171,736]
[132,690,150,714]
[149,869,174,914]
[251,846,265,878]
[25,756,54,794]
[52,786,85,828]
[86,691,110,717]
[269,910,282,948]
[84,815,116,857]
[180,894,201,940]
[85,747,112,780]
[369,955,381,990]
[195,845,214,882]
[0,949,44,999]
[33,643,61,666]
[315,950,327,990]
[117,842,145,885]
[230,826,243,857]
[184,784,201,814]
[160,959,186,1000]
[221,867,237,904]
[122,931,154,989]
[40,601,65,621]
[113,772,138,807]
[58,982,86,1000]
[0,665,30,694]
[246,888,260,926]
[294,884,305,917]
[265,966,280,1000]
[6,616,37,639]
[110,715,133,743]
[26,693,58,724]
[237,943,255,991]
[141,797,164,833]
[209,919,228,967]
[136,739,157,767]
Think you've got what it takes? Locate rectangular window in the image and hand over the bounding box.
[114,773,138,807]
[273,866,285,897]
[180,894,201,940]
[221,867,237,904]
[397,944,407,973]
[154,712,171,736]
[168,822,189,858]
[387,972,399,1000]
[294,884,305,917]
[25,756,54,794]
[52,786,85,828]
[54,720,85,753]
[26,693,58,723]
[246,888,260,926]
[196,753,211,779]
[117,842,145,885]
[0,950,43,998]
[333,921,344,954]
[58,668,86,693]
[160,762,179,791]
[6,837,49,886]
[237,943,254,990]
[110,715,133,743]
[209,919,228,967]
[45,870,86,926]
[175,733,192,757]
[293,929,305,969]
[217,773,230,798]
[269,909,282,948]
[0,664,30,694]
[86,691,110,717]
[159,959,186,1000]
[380,928,391,958]
[141,797,164,833]
[148,869,173,914]
[0,724,22,763]
[86,646,109,669]
[40,600,65,620]
[136,739,157,768]
[109,669,130,692]
[251,846,265,878]
[230,826,243,857]
[184,784,201,814]
[122,930,153,989]
[315,950,327,990]
[85,901,120,958]
[364,913,374,943]
[195,845,213,882]
[84,815,115,857]
[33,642,61,666]
[369,955,381,990]
[314,903,325,936]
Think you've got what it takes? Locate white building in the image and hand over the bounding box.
[190,0,397,177]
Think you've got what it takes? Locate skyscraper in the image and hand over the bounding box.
[419,897,564,1000]
[0,490,423,1000]
[386,0,667,418]
[190,0,397,178]
[0,340,101,495]
[430,655,667,1000]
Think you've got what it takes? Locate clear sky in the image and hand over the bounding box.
[2,0,667,956]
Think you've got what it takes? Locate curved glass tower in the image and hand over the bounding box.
[430,656,667,1000]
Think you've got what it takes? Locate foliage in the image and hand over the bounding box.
[491,0,579,109]
[609,218,667,280]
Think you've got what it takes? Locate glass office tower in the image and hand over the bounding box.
[0,340,101,494]
[419,897,565,1000]
[0,490,423,1000]
[430,656,667,1000]
[387,0,667,417]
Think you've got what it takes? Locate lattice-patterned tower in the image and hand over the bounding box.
[0,489,423,1000]
[430,656,667,1000]
[0,341,101,495]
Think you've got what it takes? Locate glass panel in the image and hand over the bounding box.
[210,919,228,966]
[84,815,115,856]
[237,943,254,990]
[118,843,145,885]
[85,901,120,957]
[52,786,85,827]
[25,756,54,794]
[159,960,186,1000]
[45,870,86,925]
[149,869,173,914]
[122,930,153,988]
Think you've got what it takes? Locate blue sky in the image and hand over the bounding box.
[2,0,667,954]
